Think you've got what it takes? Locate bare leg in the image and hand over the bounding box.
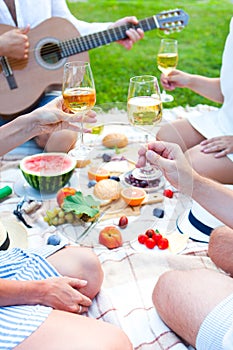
[157,120,233,183]
[16,309,133,350]
[156,119,205,151]
[34,130,77,152]
[208,226,233,276]
[152,268,233,347]
[47,246,104,299]
[185,144,233,184]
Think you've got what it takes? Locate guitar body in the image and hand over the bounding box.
[0,18,89,118]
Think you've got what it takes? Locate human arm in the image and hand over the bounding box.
[0,97,96,156]
[200,136,233,158]
[161,69,223,103]
[137,141,233,228]
[0,26,30,59]
[0,277,91,313]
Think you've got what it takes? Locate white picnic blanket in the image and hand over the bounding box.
[0,104,218,349]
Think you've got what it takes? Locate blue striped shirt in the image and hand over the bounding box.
[0,245,63,350]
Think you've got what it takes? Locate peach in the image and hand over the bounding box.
[99,226,123,249]
[56,187,76,207]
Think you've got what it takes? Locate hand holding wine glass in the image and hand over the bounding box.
[127,75,163,184]
[62,61,96,159]
[157,38,178,102]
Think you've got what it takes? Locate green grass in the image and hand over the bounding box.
[67,0,233,108]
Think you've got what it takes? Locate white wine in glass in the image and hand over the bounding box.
[62,61,96,159]
[157,38,178,102]
[127,75,163,183]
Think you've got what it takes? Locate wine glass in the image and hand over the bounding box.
[157,38,178,103]
[127,75,163,183]
[62,61,96,159]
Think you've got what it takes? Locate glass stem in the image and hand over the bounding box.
[80,120,84,145]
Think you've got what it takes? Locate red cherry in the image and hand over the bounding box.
[138,234,148,244]
[145,238,156,249]
[119,216,128,229]
[163,189,174,198]
[157,237,169,250]
[152,232,162,243]
[145,229,155,238]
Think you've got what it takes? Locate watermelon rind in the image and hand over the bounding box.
[20,153,76,193]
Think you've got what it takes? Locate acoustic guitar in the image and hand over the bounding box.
[0,9,189,118]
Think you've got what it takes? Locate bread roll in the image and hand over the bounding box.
[94,179,121,200]
[102,133,128,148]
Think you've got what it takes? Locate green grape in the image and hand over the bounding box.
[51,217,59,226]
[58,217,65,225]
[65,212,74,223]
[58,210,65,218]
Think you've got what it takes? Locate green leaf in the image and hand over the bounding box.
[62,191,100,218]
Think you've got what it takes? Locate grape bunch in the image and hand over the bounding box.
[124,173,161,188]
[44,207,81,226]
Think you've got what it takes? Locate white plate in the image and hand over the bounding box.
[130,231,189,254]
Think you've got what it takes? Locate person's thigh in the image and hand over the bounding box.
[152,268,233,348]
[156,119,205,151]
[186,144,233,183]
[16,309,133,350]
[208,226,233,276]
[47,246,104,299]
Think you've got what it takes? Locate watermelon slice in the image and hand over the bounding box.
[20,153,76,193]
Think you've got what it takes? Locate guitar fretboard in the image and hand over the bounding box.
[59,16,157,58]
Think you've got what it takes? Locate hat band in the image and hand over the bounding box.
[0,232,10,251]
[188,210,213,236]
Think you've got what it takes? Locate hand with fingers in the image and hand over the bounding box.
[200,136,233,158]
[109,16,144,50]
[37,276,92,314]
[0,25,30,59]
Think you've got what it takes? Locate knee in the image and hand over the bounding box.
[208,227,222,260]
[35,131,77,152]
[76,247,104,299]
[152,270,174,316]
[63,246,104,299]
[208,226,233,272]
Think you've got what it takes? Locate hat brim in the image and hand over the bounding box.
[0,212,28,249]
[176,208,210,243]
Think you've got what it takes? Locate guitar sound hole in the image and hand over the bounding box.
[40,43,61,64]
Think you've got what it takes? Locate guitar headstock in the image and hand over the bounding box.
[155,9,189,34]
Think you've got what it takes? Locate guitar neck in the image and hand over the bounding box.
[59,16,157,58]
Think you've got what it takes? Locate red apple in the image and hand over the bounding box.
[56,187,77,207]
[99,226,123,249]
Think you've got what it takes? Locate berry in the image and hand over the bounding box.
[157,237,169,250]
[145,237,156,249]
[109,176,120,182]
[153,208,164,218]
[138,234,148,244]
[47,234,61,246]
[88,180,97,188]
[152,231,162,243]
[119,216,128,228]
[163,189,173,198]
[145,229,155,238]
[102,153,112,162]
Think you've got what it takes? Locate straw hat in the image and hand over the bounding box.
[176,185,233,243]
[0,214,28,250]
